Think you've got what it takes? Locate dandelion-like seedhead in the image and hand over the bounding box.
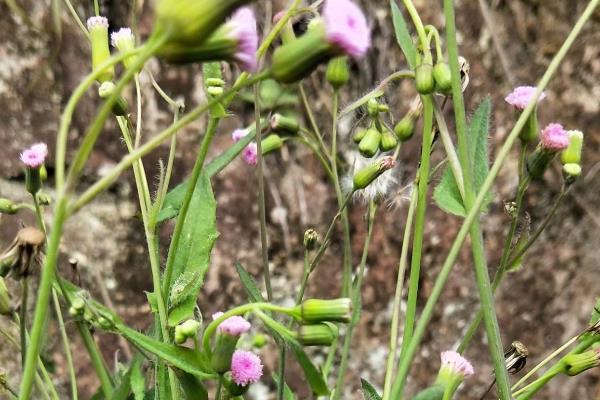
[343,153,397,203]
[231,350,263,386]
[541,123,569,151]
[505,86,546,110]
[322,0,370,59]
[20,143,48,168]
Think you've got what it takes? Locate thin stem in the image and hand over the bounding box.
[215,377,223,400]
[389,0,599,394]
[433,103,465,199]
[332,202,377,400]
[62,0,89,38]
[19,278,28,368]
[398,95,434,360]
[76,323,113,398]
[254,82,272,301]
[299,84,329,158]
[401,0,428,49]
[52,290,78,400]
[382,186,418,400]
[93,0,99,16]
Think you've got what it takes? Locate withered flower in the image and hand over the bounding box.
[0,227,45,279]
[504,340,529,374]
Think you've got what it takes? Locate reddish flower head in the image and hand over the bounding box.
[231,350,263,386]
[242,143,258,166]
[20,143,48,168]
[541,123,569,151]
[231,128,249,143]
[323,0,370,59]
[441,351,474,378]
[212,312,251,336]
[226,7,258,72]
[505,86,546,110]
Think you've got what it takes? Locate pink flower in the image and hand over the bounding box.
[441,351,474,378]
[20,143,48,168]
[226,7,258,72]
[541,123,569,151]
[212,312,251,336]
[231,350,263,386]
[86,16,108,30]
[505,86,546,110]
[322,0,370,59]
[242,143,258,166]
[231,128,249,143]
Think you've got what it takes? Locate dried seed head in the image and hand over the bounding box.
[0,227,45,279]
[504,341,529,374]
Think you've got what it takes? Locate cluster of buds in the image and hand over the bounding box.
[209,312,263,396]
[68,291,116,331]
[560,130,584,184]
[174,319,201,344]
[353,99,399,158]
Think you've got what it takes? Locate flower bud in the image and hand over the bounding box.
[207,86,224,97]
[326,56,350,89]
[435,351,474,398]
[0,277,11,315]
[353,156,395,190]
[97,316,114,330]
[270,114,299,135]
[36,192,51,206]
[520,111,539,143]
[175,319,201,344]
[110,28,136,69]
[261,135,284,155]
[0,199,18,215]
[563,163,582,186]
[433,62,452,94]
[394,113,416,142]
[415,55,435,95]
[206,78,226,87]
[251,333,268,348]
[564,349,600,376]
[379,129,398,152]
[561,130,583,165]
[303,229,320,251]
[210,314,251,373]
[87,17,114,83]
[98,81,129,116]
[353,127,368,143]
[296,322,338,346]
[297,298,352,323]
[378,104,390,113]
[366,98,380,117]
[358,128,381,158]
[223,372,249,396]
[71,296,86,313]
[25,168,42,195]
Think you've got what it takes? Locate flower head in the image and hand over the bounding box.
[505,86,546,110]
[541,123,569,151]
[111,27,134,48]
[322,0,370,59]
[242,143,258,166]
[232,128,249,143]
[213,312,251,336]
[20,143,48,168]
[226,7,258,72]
[343,153,397,203]
[87,16,108,30]
[440,351,474,378]
[231,350,263,386]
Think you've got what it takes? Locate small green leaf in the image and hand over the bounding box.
[177,371,209,400]
[390,1,417,69]
[235,261,265,303]
[289,342,330,396]
[130,357,146,400]
[412,384,445,400]
[166,174,219,326]
[433,98,493,217]
[273,375,298,400]
[360,378,382,400]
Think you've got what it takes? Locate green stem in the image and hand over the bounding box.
[398,95,434,360]
[382,186,418,400]
[52,290,78,400]
[513,364,563,400]
[333,202,377,400]
[76,323,113,397]
[401,0,428,49]
[61,0,89,38]
[389,0,598,395]
[299,84,330,159]
[19,278,28,368]
[215,377,223,400]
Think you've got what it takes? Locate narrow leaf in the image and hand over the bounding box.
[273,375,298,400]
[360,378,382,400]
[390,1,417,69]
[177,371,209,400]
[235,261,265,303]
[130,357,146,400]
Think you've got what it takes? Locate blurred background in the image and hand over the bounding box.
[0,0,599,398]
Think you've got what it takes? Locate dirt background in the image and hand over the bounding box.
[1,0,600,399]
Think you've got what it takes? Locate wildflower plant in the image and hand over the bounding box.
[0,0,599,399]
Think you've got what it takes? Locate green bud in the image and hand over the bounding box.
[207,86,224,97]
[353,127,368,143]
[252,333,268,349]
[71,297,86,312]
[40,165,48,181]
[0,199,18,215]
[211,332,240,373]
[415,62,435,95]
[563,163,582,186]
[526,148,555,179]
[353,156,396,190]
[98,81,129,116]
[303,229,320,251]
[296,322,338,346]
[272,23,335,84]
[261,135,284,155]
[366,98,380,117]
[97,316,113,330]
[88,17,114,83]
[0,277,11,315]
[36,192,51,206]
[564,349,600,376]
[326,56,349,89]
[433,62,452,94]
[394,114,416,142]
[379,130,398,152]
[206,78,225,87]
[520,111,539,143]
[358,128,381,158]
[25,167,42,195]
[174,330,186,345]
[270,114,299,135]
[175,319,201,344]
[378,104,390,113]
[297,298,352,323]
[68,306,80,317]
[83,308,95,324]
[561,130,584,165]
[223,372,249,396]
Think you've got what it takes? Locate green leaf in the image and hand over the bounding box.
[390,1,417,69]
[177,371,209,400]
[411,384,445,400]
[117,324,214,378]
[157,133,256,223]
[166,174,219,327]
[273,375,298,400]
[235,261,265,303]
[433,98,493,217]
[360,378,382,400]
[131,357,146,400]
